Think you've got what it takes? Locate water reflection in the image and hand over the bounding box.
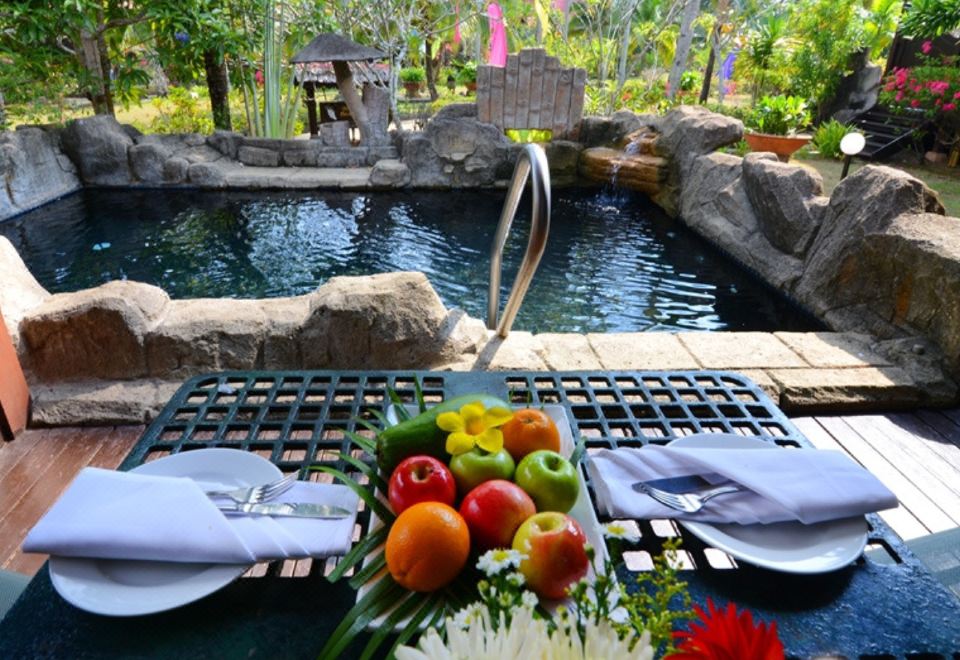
[0,188,821,334]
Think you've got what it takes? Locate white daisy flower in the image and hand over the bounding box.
[603,521,641,543]
[476,548,525,576]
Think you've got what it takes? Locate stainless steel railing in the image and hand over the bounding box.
[487,143,551,338]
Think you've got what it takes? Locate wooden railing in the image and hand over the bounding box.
[476,48,587,139]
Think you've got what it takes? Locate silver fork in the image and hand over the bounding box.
[633,481,744,514]
[204,473,297,505]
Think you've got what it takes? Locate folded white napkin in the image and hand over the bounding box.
[587,437,898,525]
[23,467,360,564]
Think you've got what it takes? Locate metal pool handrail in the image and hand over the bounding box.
[487,143,551,338]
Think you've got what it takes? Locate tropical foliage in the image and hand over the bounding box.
[0,0,916,142]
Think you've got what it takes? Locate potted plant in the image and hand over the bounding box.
[456,61,478,93]
[399,67,425,98]
[743,95,812,161]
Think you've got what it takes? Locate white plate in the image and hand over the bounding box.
[358,403,608,627]
[48,448,279,616]
[669,435,869,574]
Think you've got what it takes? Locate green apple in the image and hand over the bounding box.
[449,448,515,496]
[514,450,579,513]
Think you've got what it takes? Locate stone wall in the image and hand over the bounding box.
[3,265,488,383]
[646,105,960,384]
[0,126,81,219]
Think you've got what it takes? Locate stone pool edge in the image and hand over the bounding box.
[24,329,956,427]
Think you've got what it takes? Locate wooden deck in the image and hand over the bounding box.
[793,410,960,541]
[0,426,142,575]
[0,410,957,577]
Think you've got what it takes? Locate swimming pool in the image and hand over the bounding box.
[0,187,820,334]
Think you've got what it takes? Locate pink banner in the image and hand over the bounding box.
[488,2,507,67]
[454,2,462,44]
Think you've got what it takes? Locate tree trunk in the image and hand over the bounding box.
[666,0,700,100]
[333,60,373,144]
[425,38,439,101]
[203,49,232,131]
[0,90,6,129]
[699,31,717,104]
[79,29,113,115]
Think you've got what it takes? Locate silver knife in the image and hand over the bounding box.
[218,502,352,519]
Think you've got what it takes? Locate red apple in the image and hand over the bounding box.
[459,480,536,551]
[512,511,589,599]
[388,455,456,515]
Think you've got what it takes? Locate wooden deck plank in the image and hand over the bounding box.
[914,409,960,446]
[854,415,960,506]
[791,417,929,540]
[815,416,956,533]
[0,426,141,574]
[888,411,960,473]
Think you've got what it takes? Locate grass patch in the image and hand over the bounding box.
[795,153,960,218]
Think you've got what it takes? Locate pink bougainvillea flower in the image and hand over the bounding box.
[945,103,957,112]
[668,599,785,660]
[896,91,904,101]
[911,99,921,107]
[922,40,933,54]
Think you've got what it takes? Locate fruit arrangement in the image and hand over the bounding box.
[379,397,590,599]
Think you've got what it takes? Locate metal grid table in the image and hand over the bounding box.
[2,370,959,659]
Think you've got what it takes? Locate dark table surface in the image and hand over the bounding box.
[2,370,959,659]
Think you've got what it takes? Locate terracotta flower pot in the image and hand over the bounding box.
[743,132,811,162]
[403,82,422,98]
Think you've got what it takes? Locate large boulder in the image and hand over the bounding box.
[578,111,658,147]
[128,142,172,183]
[742,153,827,257]
[369,159,411,187]
[299,272,481,369]
[794,165,945,320]
[655,106,743,210]
[0,126,81,220]
[145,299,268,379]
[60,115,134,185]
[402,116,513,187]
[857,212,960,375]
[680,152,804,290]
[0,236,50,354]
[20,281,170,380]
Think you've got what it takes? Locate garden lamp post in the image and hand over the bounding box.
[840,132,866,180]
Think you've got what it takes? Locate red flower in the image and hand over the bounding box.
[668,599,785,660]
[922,40,933,54]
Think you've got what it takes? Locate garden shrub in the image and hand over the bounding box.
[149,86,214,134]
[812,119,853,159]
[747,95,811,135]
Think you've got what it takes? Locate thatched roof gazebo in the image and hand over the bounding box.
[290,34,388,143]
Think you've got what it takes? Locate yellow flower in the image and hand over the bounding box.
[436,403,513,455]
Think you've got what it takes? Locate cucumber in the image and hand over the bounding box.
[376,393,512,474]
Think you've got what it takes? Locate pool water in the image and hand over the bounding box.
[0,187,821,334]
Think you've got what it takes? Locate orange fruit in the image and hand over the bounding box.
[501,408,561,461]
[384,501,470,592]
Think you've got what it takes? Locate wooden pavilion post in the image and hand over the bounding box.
[304,81,319,139]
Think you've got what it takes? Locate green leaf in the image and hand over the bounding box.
[413,377,427,413]
[361,591,438,660]
[338,453,388,495]
[314,466,395,524]
[569,436,588,468]
[348,550,387,590]
[317,573,407,660]
[327,527,389,584]
[388,597,446,659]
[355,417,384,436]
[344,429,377,455]
[368,408,393,429]
[387,389,412,422]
